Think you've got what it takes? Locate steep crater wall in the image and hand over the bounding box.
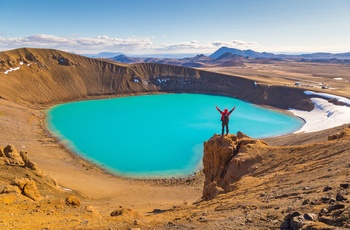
[151,70,314,111]
[0,48,314,111]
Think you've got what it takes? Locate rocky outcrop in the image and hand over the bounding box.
[0,145,46,177]
[0,144,57,194]
[22,179,42,201]
[202,132,267,200]
[328,125,350,140]
[1,177,42,201]
[1,145,25,165]
[52,55,77,66]
[25,51,39,62]
[19,151,44,176]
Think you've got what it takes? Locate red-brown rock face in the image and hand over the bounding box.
[202,132,267,200]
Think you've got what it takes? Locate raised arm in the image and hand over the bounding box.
[228,106,236,114]
[216,106,223,114]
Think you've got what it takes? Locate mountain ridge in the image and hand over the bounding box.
[107,46,350,68]
[209,46,275,59]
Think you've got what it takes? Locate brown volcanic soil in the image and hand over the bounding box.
[0,48,349,229]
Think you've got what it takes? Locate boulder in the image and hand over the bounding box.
[280,211,303,230]
[23,180,42,201]
[20,151,44,176]
[110,206,134,217]
[203,182,224,200]
[20,151,37,169]
[290,215,305,230]
[336,193,347,201]
[9,178,42,201]
[66,196,81,206]
[304,213,317,221]
[11,177,31,190]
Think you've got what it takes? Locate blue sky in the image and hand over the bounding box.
[0,0,349,55]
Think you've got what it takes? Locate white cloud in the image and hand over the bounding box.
[0,34,349,54]
[0,34,261,54]
[155,40,263,54]
[156,41,216,53]
[212,40,260,49]
[0,34,153,53]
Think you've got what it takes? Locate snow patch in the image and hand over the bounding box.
[157,78,167,83]
[4,66,20,75]
[290,97,350,133]
[58,186,72,192]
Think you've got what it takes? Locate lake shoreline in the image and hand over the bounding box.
[44,93,305,179]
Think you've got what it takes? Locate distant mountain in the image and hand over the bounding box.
[215,52,243,61]
[210,47,275,59]
[108,52,247,67]
[179,54,212,62]
[109,54,212,67]
[85,52,124,58]
[210,47,350,60]
[85,47,350,61]
[300,52,350,60]
[336,52,350,58]
[111,54,143,63]
[190,54,211,61]
[106,47,350,67]
[213,52,246,67]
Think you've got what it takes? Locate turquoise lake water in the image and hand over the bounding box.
[46,93,304,178]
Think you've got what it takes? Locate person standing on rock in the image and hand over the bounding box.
[216,106,236,135]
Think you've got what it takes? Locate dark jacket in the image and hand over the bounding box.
[216,107,235,122]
